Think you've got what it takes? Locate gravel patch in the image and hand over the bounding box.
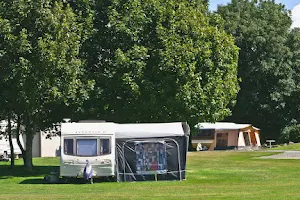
[260,151,300,159]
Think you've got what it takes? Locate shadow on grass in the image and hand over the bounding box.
[19,178,45,184]
[19,177,116,184]
[0,164,116,184]
[19,178,84,184]
[0,165,59,179]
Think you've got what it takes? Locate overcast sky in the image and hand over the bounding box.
[209,0,300,28]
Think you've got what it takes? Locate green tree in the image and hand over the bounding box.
[0,0,93,170]
[83,0,239,127]
[217,0,293,141]
[280,121,300,143]
[280,28,300,142]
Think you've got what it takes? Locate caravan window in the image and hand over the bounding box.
[64,139,74,155]
[99,138,110,155]
[63,138,111,156]
[77,139,97,156]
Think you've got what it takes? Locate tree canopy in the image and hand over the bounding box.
[0,0,93,169]
[280,28,300,141]
[82,0,239,126]
[0,0,247,168]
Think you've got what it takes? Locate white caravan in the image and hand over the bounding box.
[0,135,24,160]
[0,120,24,160]
[60,122,115,178]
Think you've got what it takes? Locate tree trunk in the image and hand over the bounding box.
[23,114,35,171]
[16,115,25,164]
[24,128,34,171]
[7,114,15,168]
[188,123,195,151]
[188,136,194,151]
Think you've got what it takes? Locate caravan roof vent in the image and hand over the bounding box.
[63,118,71,123]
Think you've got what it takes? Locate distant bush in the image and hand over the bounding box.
[280,124,300,143]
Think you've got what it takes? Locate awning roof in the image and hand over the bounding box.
[195,122,260,130]
[61,122,190,138]
[116,122,190,138]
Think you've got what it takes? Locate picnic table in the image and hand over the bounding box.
[266,140,275,148]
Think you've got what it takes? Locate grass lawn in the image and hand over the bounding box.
[271,143,300,151]
[1,151,300,200]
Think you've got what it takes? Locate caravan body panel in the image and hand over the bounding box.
[60,123,115,177]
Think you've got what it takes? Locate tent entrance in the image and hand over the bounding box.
[116,137,187,182]
[249,132,257,146]
[135,141,167,175]
[243,132,251,146]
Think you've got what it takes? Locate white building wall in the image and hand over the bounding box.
[40,132,60,157]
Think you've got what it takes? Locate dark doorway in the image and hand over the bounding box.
[243,132,251,146]
[216,133,228,148]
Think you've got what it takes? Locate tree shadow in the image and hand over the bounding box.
[19,178,45,184]
[0,165,117,184]
[19,177,116,184]
[0,165,59,179]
